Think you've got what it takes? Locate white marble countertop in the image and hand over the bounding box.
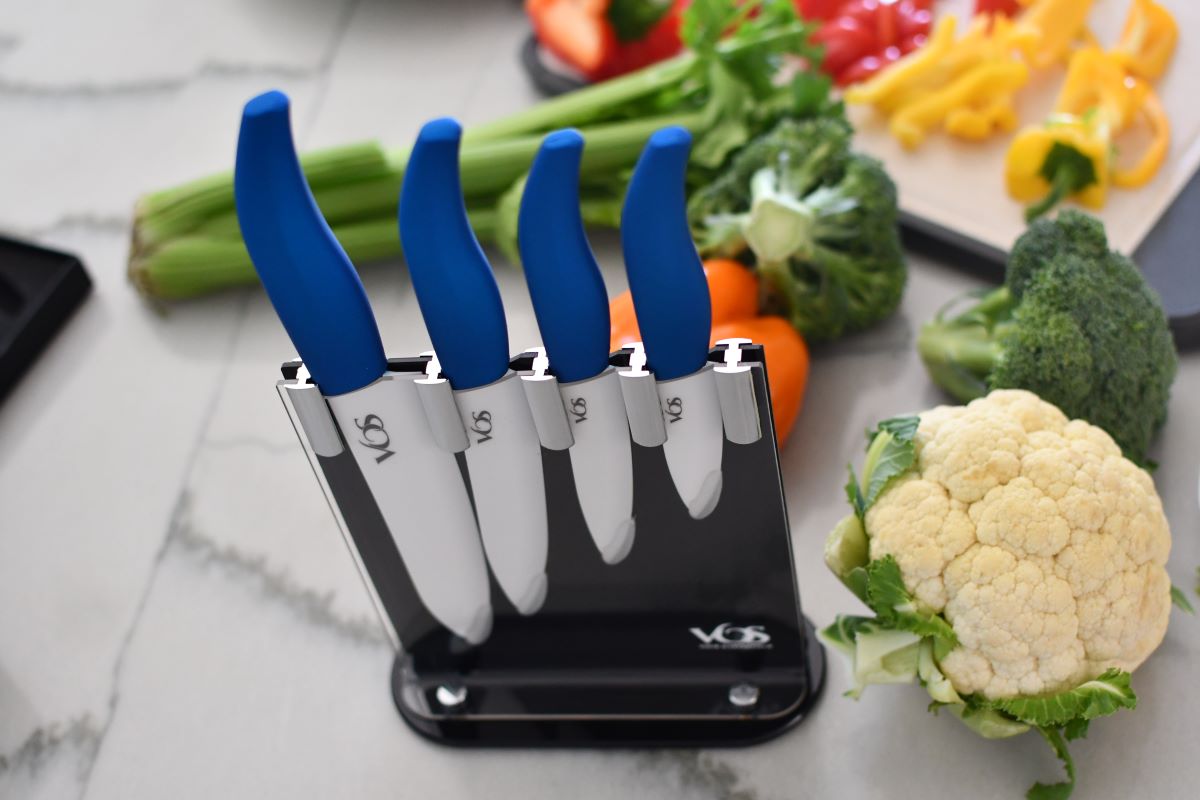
[1,1,1197,798]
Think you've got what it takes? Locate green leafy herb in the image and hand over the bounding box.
[608,0,674,42]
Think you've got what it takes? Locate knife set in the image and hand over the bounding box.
[246,91,823,745]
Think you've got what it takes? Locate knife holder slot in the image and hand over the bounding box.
[277,343,824,746]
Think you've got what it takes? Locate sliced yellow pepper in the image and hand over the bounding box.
[1113,0,1178,80]
[893,61,1029,149]
[1016,0,1096,69]
[1111,84,1170,188]
[946,97,1021,141]
[1056,46,1144,128]
[846,14,1034,148]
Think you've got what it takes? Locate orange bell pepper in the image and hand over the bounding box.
[609,258,810,445]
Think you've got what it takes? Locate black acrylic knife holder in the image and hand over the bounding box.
[277,343,824,746]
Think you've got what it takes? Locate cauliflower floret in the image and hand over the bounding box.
[866,390,1172,700]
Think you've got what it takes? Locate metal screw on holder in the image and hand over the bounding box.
[435,684,468,709]
[728,683,760,708]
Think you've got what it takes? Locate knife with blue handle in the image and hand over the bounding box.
[519,129,636,564]
[399,117,549,615]
[621,126,724,519]
[234,91,493,644]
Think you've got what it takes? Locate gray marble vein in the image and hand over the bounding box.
[170,498,387,647]
[0,718,101,800]
[637,751,762,800]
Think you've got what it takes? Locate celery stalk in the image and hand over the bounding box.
[134,142,392,250]
[462,54,698,143]
[132,210,492,301]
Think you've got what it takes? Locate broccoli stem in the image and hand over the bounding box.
[1024,167,1077,223]
[1025,143,1099,222]
[916,286,1017,403]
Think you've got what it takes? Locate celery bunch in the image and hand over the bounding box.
[129,0,832,300]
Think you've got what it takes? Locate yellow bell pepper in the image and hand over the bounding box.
[1113,0,1178,80]
[1005,45,1171,220]
[1006,115,1111,216]
[1016,0,1096,69]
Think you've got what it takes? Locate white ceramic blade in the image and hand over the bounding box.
[327,375,493,644]
[455,372,550,614]
[560,368,636,564]
[656,366,724,519]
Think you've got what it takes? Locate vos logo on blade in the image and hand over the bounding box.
[664,397,683,424]
[470,410,494,444]
[568,397,588,423]
[354,414,395,464]
[689,623,772,650]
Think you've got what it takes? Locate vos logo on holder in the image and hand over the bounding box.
[354,414,395,464]
[689,623,772,650]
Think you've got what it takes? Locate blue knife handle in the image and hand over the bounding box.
[518,129,611,384]
[234,90,386,397]
[620,127,711,382]
[399,118,509,391]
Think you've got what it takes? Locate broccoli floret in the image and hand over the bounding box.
[1006,210,1110,299]
[688,117,906,341]
[917,211,1177,464]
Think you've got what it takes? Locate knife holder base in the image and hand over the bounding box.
[390,615,824,746]
[279,344,825,746]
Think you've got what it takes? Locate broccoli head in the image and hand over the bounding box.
[688,117,906,341]
[917,211,1177,464]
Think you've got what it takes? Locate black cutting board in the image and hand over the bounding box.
[0,236,92,402]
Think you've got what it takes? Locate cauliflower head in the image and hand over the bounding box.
[865,390,1171,700]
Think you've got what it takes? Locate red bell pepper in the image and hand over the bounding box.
[796,0,847,20]
[802,0,934,87]
[526,0,686,82]
[974,0,1021,16]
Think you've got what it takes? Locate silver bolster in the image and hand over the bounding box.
[521,375,574,451]
[285,369,344,458]
[415,351,470,453]
[618,342,667,448]
[518,347,572,451]
[415,375,470,453]
[713,338,762,445]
